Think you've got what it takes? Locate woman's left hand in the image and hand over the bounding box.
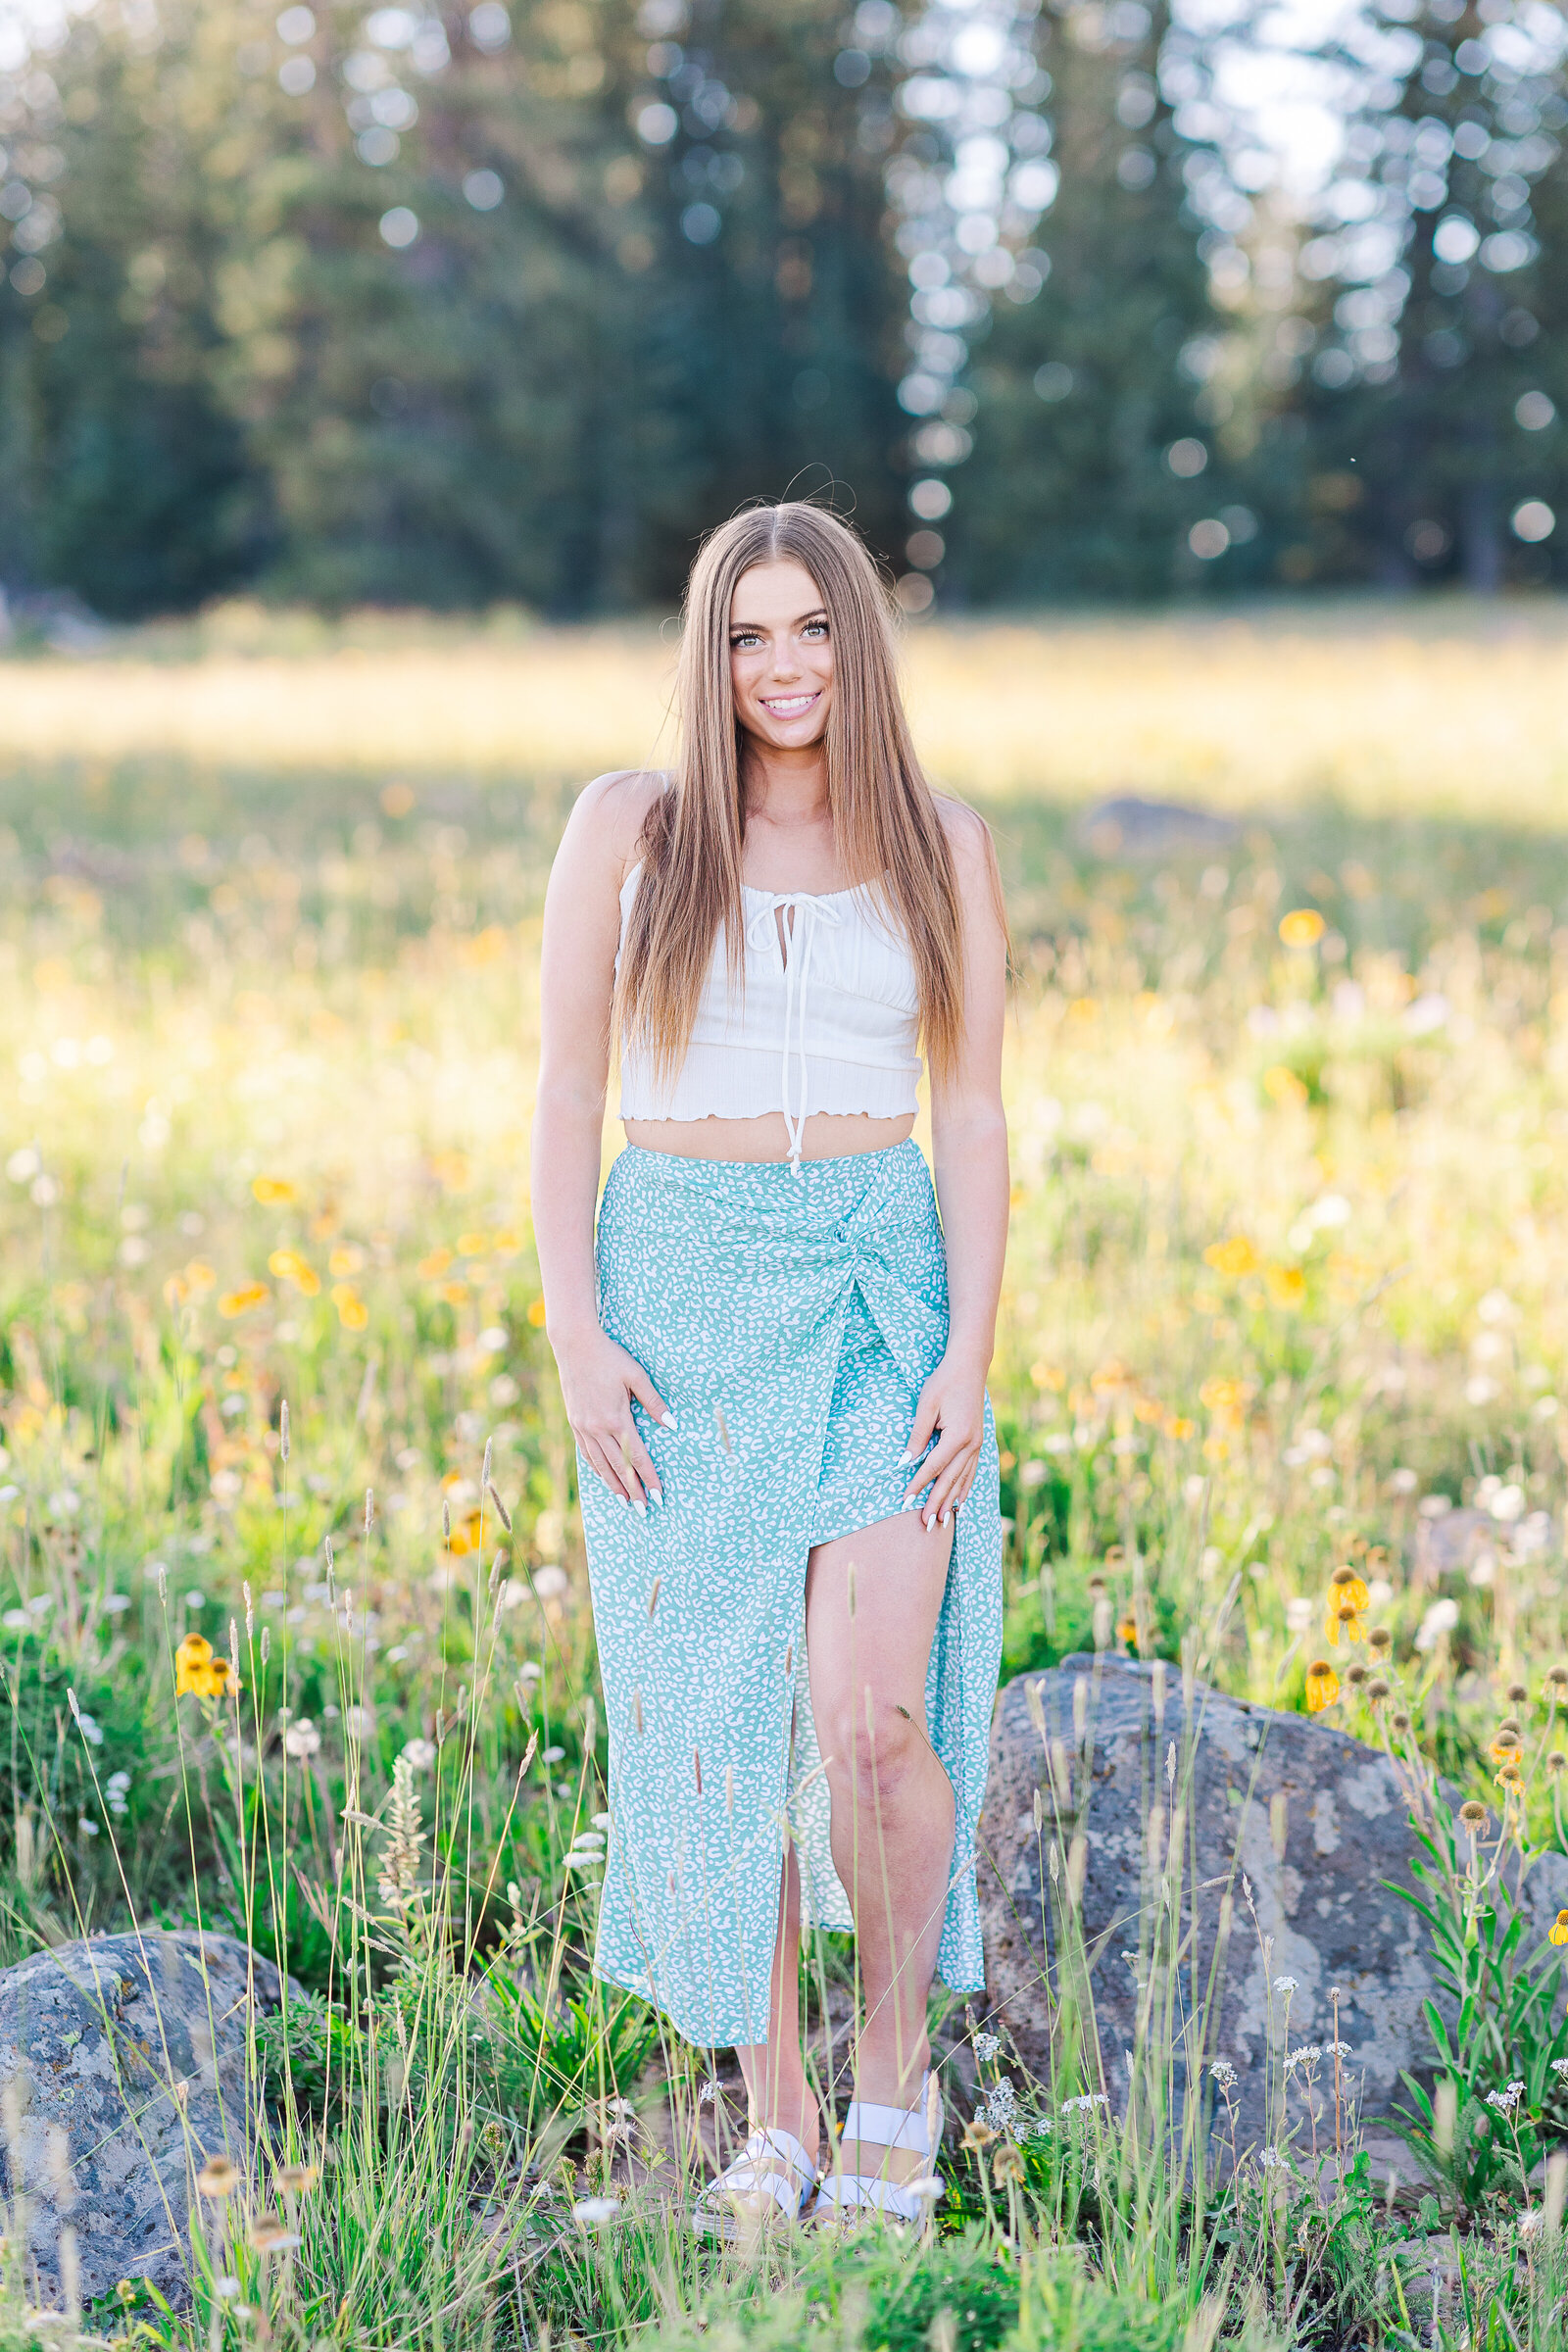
[902,1350,987,1530]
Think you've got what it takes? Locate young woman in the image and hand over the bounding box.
[530,503,1007,2231]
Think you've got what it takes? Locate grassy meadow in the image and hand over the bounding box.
[5,599,1568,2349]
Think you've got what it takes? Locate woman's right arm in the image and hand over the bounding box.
[530,774,668,1509]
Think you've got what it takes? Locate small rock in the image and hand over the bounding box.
[1077,797,1238,860]
[978,1658,1568,2157]
[0,1930,283,2308]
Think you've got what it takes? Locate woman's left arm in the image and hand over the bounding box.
[902,805,1009,1529]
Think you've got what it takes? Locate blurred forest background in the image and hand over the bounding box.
[0,0,1566,620]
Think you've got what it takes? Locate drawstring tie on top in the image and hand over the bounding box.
[744,892,845,1174]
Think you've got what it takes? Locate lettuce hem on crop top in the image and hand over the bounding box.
[614,861,922,1168]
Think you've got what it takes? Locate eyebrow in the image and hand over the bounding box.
[729,608,829,632]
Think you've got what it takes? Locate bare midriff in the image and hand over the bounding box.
[622,1110,916,1162]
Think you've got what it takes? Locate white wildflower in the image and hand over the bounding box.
[1209,2060,1238,2091]
[1486,2080,1525,2117]
[402,1737,437,1770]
[1285,2045,1322,2074]
[283,1718,321,1758]
[571,2197,619,2228]
[1550,2059,1568,2082]
[1272,1975,1298,1994]
[1060,2092,1108,2115]
[1260,2146,1284,2170]
[973,2032,1002,2061]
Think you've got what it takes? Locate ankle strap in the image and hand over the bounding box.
[841,2077,937,2156]
[742,2126,817,2182]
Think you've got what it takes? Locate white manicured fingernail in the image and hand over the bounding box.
[897,1450,912,1469]
[902,1496,918,1513]
[661,1410,679,1430]
[632,1498,647,1518]
[940,1508,951,1527]
[923,1512,935,1532]
[650,1490,663,1507]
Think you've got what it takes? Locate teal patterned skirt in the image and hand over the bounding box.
[579,1139,1003,2051]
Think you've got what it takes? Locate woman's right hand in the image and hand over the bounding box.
[552,1324,672,1510]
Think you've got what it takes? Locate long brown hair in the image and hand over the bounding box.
[613,502,972,1088]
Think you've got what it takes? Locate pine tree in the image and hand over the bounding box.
[0,0,260,615]
[938,0,1238,602]
[607,0,911,597]
[1300,0,1568,587]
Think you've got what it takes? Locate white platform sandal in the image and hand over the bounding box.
[813,2072,945,2229]
[690,2125,821,2241]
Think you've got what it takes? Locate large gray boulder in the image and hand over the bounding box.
[978,1657,1568,2158]
[0,1930,283,2308]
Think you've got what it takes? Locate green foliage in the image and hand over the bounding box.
[1386,1749,1568,2217]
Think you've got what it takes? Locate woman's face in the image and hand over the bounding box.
[728,559,834,753]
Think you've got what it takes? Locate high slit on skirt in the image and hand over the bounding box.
[578,1138,1003,2051]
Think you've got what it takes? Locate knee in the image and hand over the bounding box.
[820,1692,923,1802]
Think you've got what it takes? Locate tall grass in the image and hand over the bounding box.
[4,597,1568,819]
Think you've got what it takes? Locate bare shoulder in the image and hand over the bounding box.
[564,767,671,883]
[934,794,998,887]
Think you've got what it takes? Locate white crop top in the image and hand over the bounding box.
[615,862,922,1166]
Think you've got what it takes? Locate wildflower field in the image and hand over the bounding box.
[5,598,1568,2350]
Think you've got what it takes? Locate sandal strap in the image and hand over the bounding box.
[841,2076,941,2156]
[703,2127,818,2217]
[815,2171,927,2224]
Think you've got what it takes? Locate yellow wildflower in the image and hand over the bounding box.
[527,1296,549,1328]
[1279,908,1327,948]
[218,1282,270,1319]
[1203,1236,1259,1278]
[416,1248,453,1280]
[268,1248,320,1298]
[175,1633,214,1691]
[174,1633,238,1700]
[328,1244,366,1278]
[1305,1659,1340,1712]
[1265,1264,1307,1308]
[330,1283,368,1331]
[1549,1910,1568,1947]
[1263,1064,1310,1109]
[251,1176,298,1205]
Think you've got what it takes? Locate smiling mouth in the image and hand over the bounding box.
[760,692,820,716]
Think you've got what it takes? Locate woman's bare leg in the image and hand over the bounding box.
[805,1511,956,2133]
[731,1838,825,2162]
